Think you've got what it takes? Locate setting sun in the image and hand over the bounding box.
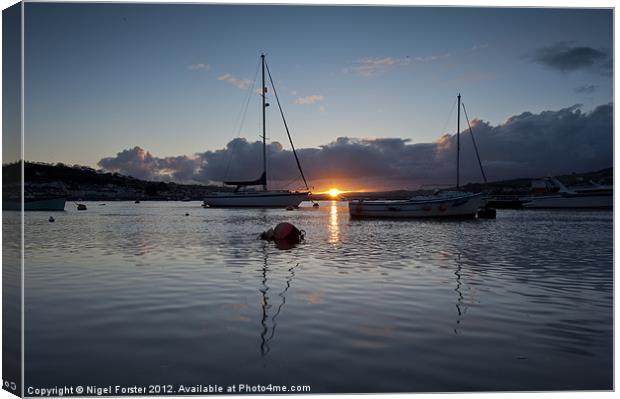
[328,188,340,198]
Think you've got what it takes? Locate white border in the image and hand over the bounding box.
[0,2,616,399]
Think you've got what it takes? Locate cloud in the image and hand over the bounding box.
[97,147,198,182]
[217,73,253,90]
[530,42,611,74]
[468,43,489,52]
[295,95,324,105]
[342,57,400,77]
[574,84,598,94]
[98,103,612,190]
[188,63,210,71]
[345,53,449,77]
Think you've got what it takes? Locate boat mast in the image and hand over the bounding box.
[261,54,267,191]
[456,93,461,190]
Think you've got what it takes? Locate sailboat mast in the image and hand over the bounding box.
[456,93,461,190]
[261,54,267,191]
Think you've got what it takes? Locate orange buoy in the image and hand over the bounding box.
[260,222,305,248]
[273,222,296,241]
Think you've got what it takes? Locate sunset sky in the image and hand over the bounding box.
[17,3,613,191]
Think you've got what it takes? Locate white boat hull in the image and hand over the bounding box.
[203,191,309,208]
[523,194,612,209]
[348,193,486,218]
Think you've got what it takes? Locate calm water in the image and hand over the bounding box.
[14,201,613,392]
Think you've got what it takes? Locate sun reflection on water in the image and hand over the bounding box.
[329,201,339,244]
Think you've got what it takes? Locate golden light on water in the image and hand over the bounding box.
[329,201,339,244]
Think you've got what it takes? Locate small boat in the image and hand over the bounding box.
[3,196,67,211]
[349,94,487,219]
[203,54,310,208]
[522,177,612,209]
[349,191,486,218]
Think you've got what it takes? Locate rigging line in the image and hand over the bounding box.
[224,61,261,180]
[440,97,457,137]
[234,61,261,137]
[264,60,310,191]
[462,102,488,184]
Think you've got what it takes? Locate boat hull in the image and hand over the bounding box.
[203,191,309,208]
[3,197,67,211]
[523,194,612,209]
[348,193,486,218]
[486,197,528,209]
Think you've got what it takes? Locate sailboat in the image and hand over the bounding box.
[203,54,310,208]
[348,94,487,218]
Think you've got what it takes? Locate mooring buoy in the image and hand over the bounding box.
[259,222,305,249]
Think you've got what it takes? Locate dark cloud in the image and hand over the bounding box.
[530,42,611,75]
[98,103,613,190]
[98,146,198,182]
[574,84,598,94]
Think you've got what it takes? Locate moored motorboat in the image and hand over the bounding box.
[523,193,612,209]
[522,177,612,209]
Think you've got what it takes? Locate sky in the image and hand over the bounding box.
[18,3,614,191]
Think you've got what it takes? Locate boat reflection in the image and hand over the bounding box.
[258,244,302,357]
[454,253,465,335]
[452,250,479,336]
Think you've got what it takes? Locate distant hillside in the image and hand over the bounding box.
[2,161,613,201]
[3,161,230,201]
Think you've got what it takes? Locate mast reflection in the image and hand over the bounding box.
[453,251,475,336]
[258,243,302,357]
[454,253,465,335]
